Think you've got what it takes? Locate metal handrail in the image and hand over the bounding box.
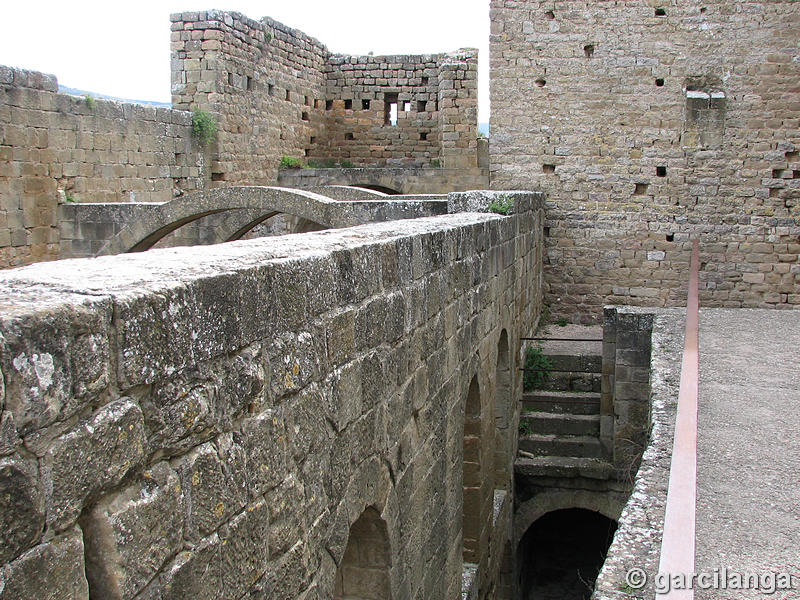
[657,239,700,599]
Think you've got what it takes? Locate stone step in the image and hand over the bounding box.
[540,369,601,392]
[520,411,600,436]
[543,352,602,374]
[522,390,601,416]
[514,456,614,480]
[518,434,604,459]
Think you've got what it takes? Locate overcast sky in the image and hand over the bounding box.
[0,0,490,121]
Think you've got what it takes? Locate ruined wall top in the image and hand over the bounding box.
[170,9,481,181]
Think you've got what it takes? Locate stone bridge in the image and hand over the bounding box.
[0,191,545,600]
[58,186,449,259]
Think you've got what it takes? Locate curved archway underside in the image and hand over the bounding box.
[95,186,446,256]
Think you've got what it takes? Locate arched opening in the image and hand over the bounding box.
[494,329,511,489]
[463,375,482,564]
[129,209,231,251]
[351,184,402,195]
[334,506,392,600]
[516,508,617,600]
[293,217,327,233]
[230,213,327,241]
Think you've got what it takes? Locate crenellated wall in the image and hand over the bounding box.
[318,49,479,170]
[0,191,545,600]
[490,0,800,322]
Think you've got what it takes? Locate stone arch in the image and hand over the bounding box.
[334,506,392,600]
[308,186,389,200]
[463,374,483,564]
[493,328,512,489]
[352,184,402,195]
[516,508,619,600]
[513,489,626,548]
[95,186,346,256]
[225,212,327,241]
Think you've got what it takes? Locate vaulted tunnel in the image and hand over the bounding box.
[516,508,617,600]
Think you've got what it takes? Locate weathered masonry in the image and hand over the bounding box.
[0,192,544,600]
[490,0,800,322]
[0,10,487,269]
[0,67,212,268]
[171,11,482,180]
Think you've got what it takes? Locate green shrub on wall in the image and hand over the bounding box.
[191,109,218,146]
[280,156,305,169]
[488,195,515,215]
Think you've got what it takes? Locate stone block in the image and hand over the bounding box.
[249,538,308,600]
[266,331,320,401]
[144,349,262,455]
[42,398,147,530]
[238,410,287,497]
[82,462,184,599]
[0,526,88,600]
[0,456,44,562]
[156,500,269,600]
[176,436,247,538]
[0,411,19,456]
[114,275,247,386]
[264,474,305,559]
[0,295,112,436]
[326,309,355,367]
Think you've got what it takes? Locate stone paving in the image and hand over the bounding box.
[696,309,800,600]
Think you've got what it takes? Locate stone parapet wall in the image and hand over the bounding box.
[58,186,454,259]
[0,191,545,600]
[277,166,489,194]
[0,66,209,268]
[320,53,442,167]
[593,307,683,600]
[57,202,278,259]
[490,0,800,322]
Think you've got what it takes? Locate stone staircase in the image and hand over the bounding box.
[516,326,613,480]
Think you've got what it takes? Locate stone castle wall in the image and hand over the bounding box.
[171,12,329,185]
[490,0,800,322]
[171,10,483,183]
[0,192,545,600]
[1,10,486,269]
[0,66,209,268]
[319,50,479,170]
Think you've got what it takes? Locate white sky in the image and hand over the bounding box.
[0,0,490,121]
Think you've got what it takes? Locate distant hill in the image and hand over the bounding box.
[59,86,171,108]
[479,122,489,137]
